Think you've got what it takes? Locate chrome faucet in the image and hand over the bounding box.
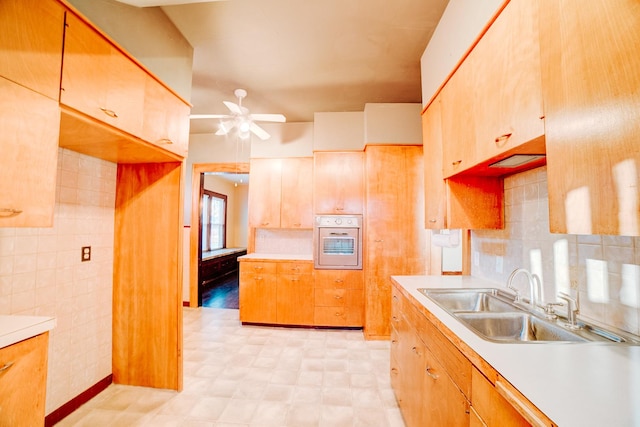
[557,291,580,328]
[507,268,541,309]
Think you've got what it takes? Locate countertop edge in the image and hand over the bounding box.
[238,253,313,262]
[0,315,56,349]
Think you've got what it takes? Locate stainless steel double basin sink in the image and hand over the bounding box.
[418,288,639,344]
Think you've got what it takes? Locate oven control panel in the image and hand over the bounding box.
[315,215,362,227]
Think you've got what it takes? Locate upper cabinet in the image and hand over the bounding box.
[313,152,365,214]
[470,0,545,164]
[61,12,146,137]
[0,77,60,227]
[58,10,191,163]
[248,158,314,229]
[539,0,640,236]
[0,0,64,100]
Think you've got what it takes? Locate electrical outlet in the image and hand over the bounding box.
[81,246,91,262]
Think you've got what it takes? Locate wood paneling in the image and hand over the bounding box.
[540,0,640,236]
[113,162,183,391]
[365,145,426,340]
[0,77,59,227]
[0,332,49,426]
[0,0,64,100]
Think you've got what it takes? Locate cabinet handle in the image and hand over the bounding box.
[425,367,438,380]
[0,208,23,217]
[255,276,263,280]
[374,239,383,243]
[158,138,173,144]
[334,312,341,316]
[334,295,343,299]
[452,160,462,166]
[428,219,437,223]
[99,107,118,118]
[254,266,263,270]
[335,279,343,283]
[335,207,344,211]
[293,223,301,227]
[0,361,14,376]
[261,222,270,226]
[494,132,513,144]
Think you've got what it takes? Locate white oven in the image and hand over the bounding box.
[314,215,362,270]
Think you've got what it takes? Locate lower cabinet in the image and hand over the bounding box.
[239,261,278,323]
[391,282,554,427]
[276,262,314,325]
[0,333,49,426]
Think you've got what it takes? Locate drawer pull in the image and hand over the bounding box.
[335,279,343,283]
[374,239,384,243]
[0,361,14,375]
[254,266,263,270]
[334,295,343,299]
[428,219,437,223]
[261,222,270,226]
[100,107,118,118]
[158,138,173,144]
[425,367,438,380]
[452,160,462,166]
[293,223,301,227]
[0,208,23,217]
[494,132,513,144]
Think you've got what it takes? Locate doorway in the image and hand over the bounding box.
[189,162,250,307]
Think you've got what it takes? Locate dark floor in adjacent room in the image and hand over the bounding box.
[201,271,239,309]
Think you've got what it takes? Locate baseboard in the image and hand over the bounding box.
[45,374,113,427]
[183,301,190,307]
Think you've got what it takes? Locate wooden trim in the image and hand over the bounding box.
[44,374,113,427]
[461,229,472,275]
[190,163,250,308]
[421,0,511,113]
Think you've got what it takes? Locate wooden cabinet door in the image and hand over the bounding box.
[0,0,64,100]
[364,146,426,339]
[61,12,146,137]
[471,367,528,427]
[248,159,282,228]
[422,345,470,427]
[422,99,447,229]
[471,0,545,162]
[313,151,365,214]
[0,333,49,426]
[540,0,640,236]
[0,77,59,227]
[440,58,477,177]
[276,263,314,325]
[142,75,191,157]
[281,157,313,228]
[239,262,278,323]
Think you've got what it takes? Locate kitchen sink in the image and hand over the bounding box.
[418,288,518,313]
[456,312,588,343]
[417,287,640,345]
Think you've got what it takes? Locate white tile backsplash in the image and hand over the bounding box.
[472,166,640,336]
[254,229,313,254]
[0,148,116,414]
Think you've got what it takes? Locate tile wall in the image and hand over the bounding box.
[0,148,116,413]
[255,229,313,255]
[472,166,640,336]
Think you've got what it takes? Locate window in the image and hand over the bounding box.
[202,190,227,252]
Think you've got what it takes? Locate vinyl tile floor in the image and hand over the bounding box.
[57,307,405,426]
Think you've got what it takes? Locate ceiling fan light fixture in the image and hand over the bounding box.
[238,119,251,134]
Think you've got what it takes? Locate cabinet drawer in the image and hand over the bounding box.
[314,306,363,327]
[240,261,278,275]
[277,262,313,275]
[314,269,364,289]
[314,288,362,308]
[471,367,528,427]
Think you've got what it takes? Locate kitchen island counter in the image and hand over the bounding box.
[392,275,640,427]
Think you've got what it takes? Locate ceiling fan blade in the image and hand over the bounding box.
[223,100,243,115]
[215,119,236,135]
[190,114,230,119]
[250,113,286,123]
[249,122,271,140]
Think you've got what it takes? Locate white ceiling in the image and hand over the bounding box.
[116,0,450,134]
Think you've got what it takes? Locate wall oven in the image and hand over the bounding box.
[314,215,362,270]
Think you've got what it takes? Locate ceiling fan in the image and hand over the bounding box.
[190,89,286,140]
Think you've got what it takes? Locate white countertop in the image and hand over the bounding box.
[238,253,313,262]
[0,315,56,349]
[392,275,640,427]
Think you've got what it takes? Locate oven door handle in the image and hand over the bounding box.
[329,232,349,236]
